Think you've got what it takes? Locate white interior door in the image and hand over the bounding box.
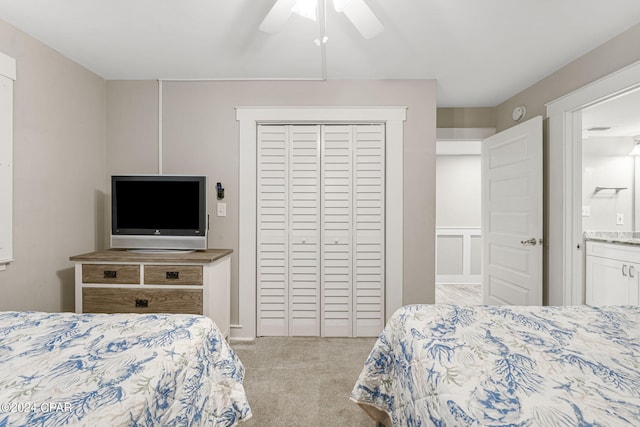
[482,116,543,305]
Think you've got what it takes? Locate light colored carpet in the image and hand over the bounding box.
[233,337,378,427]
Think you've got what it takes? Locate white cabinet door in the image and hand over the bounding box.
[585,255,639,305]
[630,264,640,305]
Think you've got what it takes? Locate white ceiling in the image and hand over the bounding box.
[1,0,640,107]
[583,88,640,138]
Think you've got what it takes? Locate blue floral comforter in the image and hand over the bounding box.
[0,311,251,426]
[351,304,640,426]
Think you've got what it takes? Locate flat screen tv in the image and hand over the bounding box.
[111,175,208,251]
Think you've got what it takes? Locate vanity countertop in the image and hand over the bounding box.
[583,231,640,246]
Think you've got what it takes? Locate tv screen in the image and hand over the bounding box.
[111,175,207,250]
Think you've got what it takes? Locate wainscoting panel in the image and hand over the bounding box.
[436,227,481,284]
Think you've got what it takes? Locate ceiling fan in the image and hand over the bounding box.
[259,0,384,40]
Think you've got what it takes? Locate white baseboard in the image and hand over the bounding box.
[229,324,257,343]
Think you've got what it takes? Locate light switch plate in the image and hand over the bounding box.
[217,202,227,217]
[582,206,591,217]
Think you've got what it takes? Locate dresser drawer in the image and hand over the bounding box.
[82,264,140,284]
[82,288,203,314]
[144,265,203,285]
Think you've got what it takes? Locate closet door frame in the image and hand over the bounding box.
[236,107,406,341]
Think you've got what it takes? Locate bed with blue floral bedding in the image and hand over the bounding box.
[0,311,251,426]
[351,304,640,426]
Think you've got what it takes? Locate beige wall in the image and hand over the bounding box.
[0,20,106,312]
[496,22,640,132]
[106,79,437,324]
[106,81,158,175]
[437,107,495,128]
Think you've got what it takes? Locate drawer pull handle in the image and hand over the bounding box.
[166,271,180,279]
[623,264,628,277]
[630,266,636,278]
[135,299,149,308]
[104,270,117,279]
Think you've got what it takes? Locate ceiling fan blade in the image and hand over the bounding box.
[341,0,383,39]
[259,0,298,34]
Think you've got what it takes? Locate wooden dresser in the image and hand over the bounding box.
[71,248,232,338]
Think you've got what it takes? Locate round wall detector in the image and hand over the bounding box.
[512,106,526,121]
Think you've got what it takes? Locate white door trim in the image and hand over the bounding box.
[546,59,640,305]
[235,106,407,340]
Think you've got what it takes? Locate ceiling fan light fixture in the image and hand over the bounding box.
[260,0,383,39]
[332,0,352,12]
[629,142,640,156]
[314,35,329,46]
[291,0,318,21]
[259,0,298,33]
[340,0,384,39]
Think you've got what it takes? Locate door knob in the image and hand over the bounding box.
[520,238,537,246]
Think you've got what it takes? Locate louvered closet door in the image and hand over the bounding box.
[320,124,386,337]
[288,126,321,336]
[353,124,385,336]
[257,124,384,337]
[257,125,289,336]
[321,126,354,337]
